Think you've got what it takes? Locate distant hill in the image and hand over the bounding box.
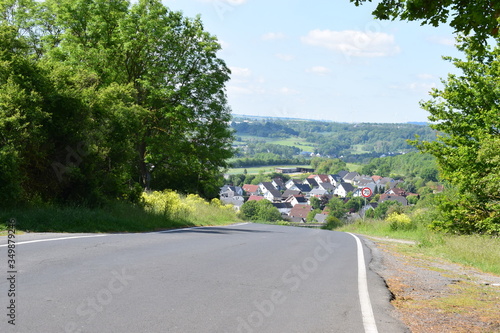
[231,117,437,164]
[407,122,428,126]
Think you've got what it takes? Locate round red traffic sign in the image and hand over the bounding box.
[361,187,372,198]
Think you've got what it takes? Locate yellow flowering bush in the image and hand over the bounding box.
[142,190,192,220]
[141,190,238,225]
[386,212,415,231]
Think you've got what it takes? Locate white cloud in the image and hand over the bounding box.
[417,73,436,80]
[262,32,286,41]
[307,66,331,75]
[230,66,252,78]
[227,85,254,95]
[427,35,455,46]
[275,53,294,61]
[301,29,400,58]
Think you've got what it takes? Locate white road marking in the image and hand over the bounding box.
[0,223,250,246]
[228,222,250,226]
[0,234,108,247]
[153,222,250,233]
[347,232,379,333]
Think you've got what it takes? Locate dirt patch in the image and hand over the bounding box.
[364,236,500,333]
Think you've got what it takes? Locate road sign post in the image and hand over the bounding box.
[361,187,372,221]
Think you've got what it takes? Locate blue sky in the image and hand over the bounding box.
[163,0,461,123]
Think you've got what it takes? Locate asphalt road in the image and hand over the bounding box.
[0,223,408,333]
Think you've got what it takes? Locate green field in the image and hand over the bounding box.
[226,165,312,175]
[271,138,316,152]
[236,135,316,152]
[346,163,362,172]
[351,144,371,155]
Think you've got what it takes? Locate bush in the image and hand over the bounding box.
[239,200,282,222]
[386,212,415,231]
[141,190,237,226]
[322,216,344,230]
[142,190,192,220]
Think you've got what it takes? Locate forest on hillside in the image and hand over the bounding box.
[231,117,438,165]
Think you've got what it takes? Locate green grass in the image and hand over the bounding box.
[271,138,316,152]
[236,135,316,152]
[351,144,370,155]
[227,164,311,175]
[346,163,363,172]
[0,193,240,234]
[336,218,500,275]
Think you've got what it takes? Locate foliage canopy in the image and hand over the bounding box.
[0,0,233,206]
[411,38,500,234]
[350,0,500,48]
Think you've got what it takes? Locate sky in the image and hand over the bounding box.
[162,0,462,123]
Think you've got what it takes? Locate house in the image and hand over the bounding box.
[342,172,360,184]
[247,195,265,202]
[220,185,243,198]
[285,179,303,189]
[318,182,335,192]
[371,175,383,183]
[385,187,407,196]
[355,176,376,187]
[294,183,312,193]
[303,178,319,189]
[242,184,260,196]
[328,174,343,186]
[263,190,282,202]
[286,180,311,193]
[352,183,377,198]
[259,182,282,202]
[334,182,356,198]
[220,197,244,211]
[314,174,331,185]
[309,188,328,198]
[289,204,313,222]
[285,195,308,206]
[379,194,408,206]
[377,177,397,188]
[272,178,286,191]
[337,170,349,179]
[272,202,293,216]
[282,189,301,200]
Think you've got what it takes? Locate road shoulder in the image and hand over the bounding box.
[363,235,500,333]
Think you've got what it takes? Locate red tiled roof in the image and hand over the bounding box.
[289,205,312,218]
[243,184,259,193]
[248,195,265,201]
[317,174,330,183]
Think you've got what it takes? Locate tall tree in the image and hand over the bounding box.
[411,38,500,234]
[0,0,233,205]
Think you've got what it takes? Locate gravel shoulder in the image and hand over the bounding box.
[362,235,500,333]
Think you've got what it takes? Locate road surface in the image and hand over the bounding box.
[0,223,408,332]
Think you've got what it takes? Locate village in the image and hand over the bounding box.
[220,168,420,223]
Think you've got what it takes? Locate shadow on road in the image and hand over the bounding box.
[157,226,278,235]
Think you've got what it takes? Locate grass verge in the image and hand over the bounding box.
[377,240,500,333]
[335,218,500,276]
[0,191,240,234]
